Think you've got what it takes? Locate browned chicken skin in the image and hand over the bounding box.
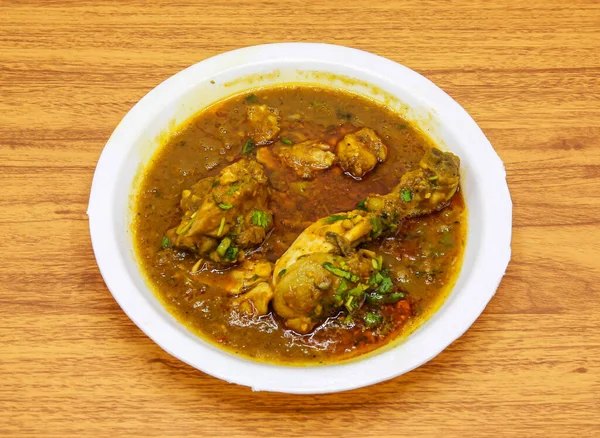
[336,128,388,179]
[272,140,337,179]
[364,147,460,219]
[247,104,280,145]
[168,148,459,329]
[272,147,460,333]
[167,159,273,263]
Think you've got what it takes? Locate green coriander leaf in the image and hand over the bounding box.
[216,237,231,257]
[226,184,239,195]
[387,292,405,303]
[324,214,347,223]
[225,246,239,261]
[401,188,412,202]
[218,202,233,210]
[344,296,355,313]
[242,139,255,154]
[364,312,383,328]
[280,137,293,145]
[245,93,258,104]
[336,279,349,295]
[347,284,367,297]
[251,210,270,228]
[378,274,393,293]
[322,262,360,283]
[370,216,382,234]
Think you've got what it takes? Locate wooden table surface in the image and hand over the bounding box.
[2,0,599,436]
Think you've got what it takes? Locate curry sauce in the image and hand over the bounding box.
[133,85,466,364]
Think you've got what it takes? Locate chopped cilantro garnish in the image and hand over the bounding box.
[389,292,405,302]
[242,139,255,154]
[369,271,384,286]
[216,237,231,257]
[322,262,360,283]
[333,280,348,304]
[344,296,355,312]
[364,312,383,328]
[226,184,239,195]
[378,275,393,293]
[336,279,349,295]
[280,137,293,145]
[278,269,287,277]
[324,214,347,224]
[218,202,233,210]
[225,246,239,261]
[212,180,219,188]
[357,199,367,211]
[251,210,270,228]
[245,93,258,104]
[366,291,405,305]
[370,216,382,234]
[343,285,367,312]
[401,188,412,202]
[161,236,170,249]
[347,284,367,297]
[368,270,393,294]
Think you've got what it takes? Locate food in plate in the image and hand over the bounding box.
[133,85,466,364]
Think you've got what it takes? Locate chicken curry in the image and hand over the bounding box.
[133,85,466,364]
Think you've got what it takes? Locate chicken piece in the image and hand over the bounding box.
[336,128,387,179]
[226,258,273,317]
[273,140,337,179]
[273,211,374,283]
[168,159,273,263]
[275,148,460,277]
[230,282,274,316]
[247,105,280,145]
[184,257,274,317]
[272,147,460,332]
[228,258,273,295]
[272,213,381,333]
[256,147,279,171]
[273,252,375,333]
[364,147,460,219]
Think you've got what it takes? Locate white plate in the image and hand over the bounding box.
[88,43,512,394]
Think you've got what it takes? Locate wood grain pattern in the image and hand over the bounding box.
[1,0,599,436]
